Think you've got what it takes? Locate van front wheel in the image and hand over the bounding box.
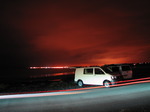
[103,81,111,88]
[77,80,84,87]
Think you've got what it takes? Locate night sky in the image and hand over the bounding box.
[1,0,150,67]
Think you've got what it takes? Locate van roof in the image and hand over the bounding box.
[103,64,131,67]
[76,66,101,68]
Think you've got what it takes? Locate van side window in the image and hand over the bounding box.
[84,68,93,74]
[122,66,131,71]
[95,68,104,74]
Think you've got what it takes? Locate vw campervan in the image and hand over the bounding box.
[74,67,120,87]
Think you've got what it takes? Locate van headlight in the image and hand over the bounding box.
[111,76,117,79]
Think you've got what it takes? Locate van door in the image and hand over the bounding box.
[121,66,132,79]
[83,68,95,84]
[92,68,107,85]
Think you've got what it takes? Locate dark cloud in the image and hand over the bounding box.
[0,25,32,67]
[1,0,150,67]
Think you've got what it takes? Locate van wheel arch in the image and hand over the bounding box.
[77,80,84,87]
[103,80,111,88]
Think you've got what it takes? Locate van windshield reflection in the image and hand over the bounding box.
[101,67,113,73]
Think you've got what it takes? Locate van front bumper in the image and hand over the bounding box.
[111,77,123,85]
[111,80,116,85]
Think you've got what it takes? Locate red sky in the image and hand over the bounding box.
[1,0,150,67]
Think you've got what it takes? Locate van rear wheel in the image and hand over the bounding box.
[77,80,84,87]
[103,81,111,88]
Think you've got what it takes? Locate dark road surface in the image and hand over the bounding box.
[0,81,150,112]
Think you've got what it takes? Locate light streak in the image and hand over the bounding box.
[111,80,150,87]
[115,77,150,84]
[0,91,88,99]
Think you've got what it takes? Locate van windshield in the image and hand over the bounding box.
[122,66,131,71]
[101,67,113,73]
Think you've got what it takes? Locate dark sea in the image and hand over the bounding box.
[1,68,75,83]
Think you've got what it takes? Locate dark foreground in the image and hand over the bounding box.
[1,76,150,95]
[0,82,150,112]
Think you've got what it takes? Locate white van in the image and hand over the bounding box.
[104,64,132,79]
[74,67,121,87]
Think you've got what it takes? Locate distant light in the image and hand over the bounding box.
[52,66,69,69]
[29,66,69,69]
